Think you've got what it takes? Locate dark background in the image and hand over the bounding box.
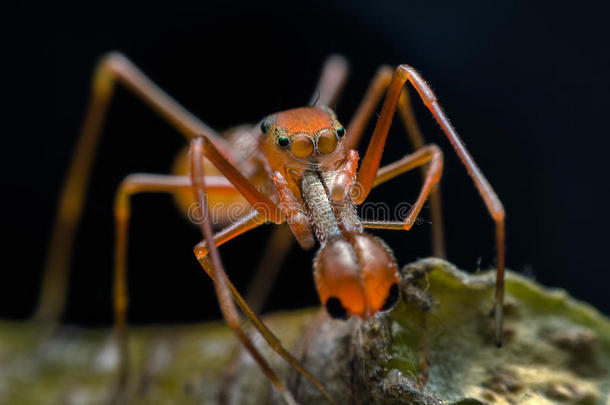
[3,1,609,326]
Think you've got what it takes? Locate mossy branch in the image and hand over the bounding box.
[1,259,608,404]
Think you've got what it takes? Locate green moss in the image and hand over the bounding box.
[386,259,610,405]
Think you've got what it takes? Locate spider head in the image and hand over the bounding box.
[259,106,346,170]
[313,233,400,320]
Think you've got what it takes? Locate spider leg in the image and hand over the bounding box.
[112,174,238,398]
[359,144,443,230]
[355,65,506,346]
[347,66,446,257]
[37,52,235,323]
[141,145,296,404]
[112,137,320,403]
[190,138,337,405]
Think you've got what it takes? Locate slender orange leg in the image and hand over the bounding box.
[356,65,506,346]
[189,161,296,405]
[347,66,446,258]
[309,54,349,107]
[112,173,238,395]
[190,138,337,405]
[360,144,443,230]
[112,172,274,399]
[397,89,446,259]
[345,66,394,150]
[346,66,424,155]
[199,137,284,223]
[36,52,235,323]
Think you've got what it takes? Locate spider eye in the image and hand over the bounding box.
[290,135,314,158]
[260,121,270,134]
[336,126,345,138]
[277,136,290,148]
[317,130,338,154]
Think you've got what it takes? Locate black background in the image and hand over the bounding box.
[3,1,609,326]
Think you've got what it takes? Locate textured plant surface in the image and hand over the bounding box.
[1,258,608,404]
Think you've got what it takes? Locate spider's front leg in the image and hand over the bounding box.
[359,144,444,231]
[356,65,506,346]
[112,174,238,396]
[189,138,337,405]
[36,53,235,324]
[347,65,446,258]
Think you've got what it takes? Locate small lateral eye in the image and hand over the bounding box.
[277,136,290,148]
[260,121,270,134]
[336,126,345,138]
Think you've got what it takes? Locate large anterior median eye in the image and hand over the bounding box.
[290,134,314,158]
[317,129,338,154]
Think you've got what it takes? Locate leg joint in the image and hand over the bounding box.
[427,143,443,160]
[376,65,394,83]
[396,65,437,103]
[92,52,129,95]
[98,51,130,75]
[493,205,506,223]
[193,241,209,260]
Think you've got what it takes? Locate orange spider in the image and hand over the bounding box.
[37,54,505,404]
